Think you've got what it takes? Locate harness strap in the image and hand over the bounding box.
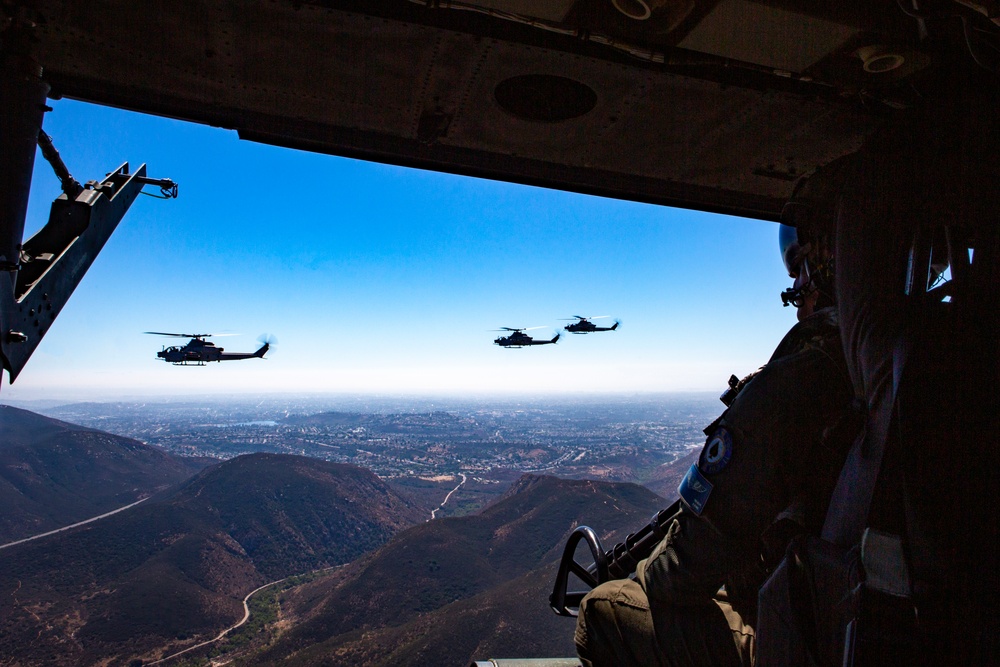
[821,336,909,548]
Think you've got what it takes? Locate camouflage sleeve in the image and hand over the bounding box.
[637,505,737,607]
[637,318,852,617]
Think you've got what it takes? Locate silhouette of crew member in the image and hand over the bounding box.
[574,159,857,667]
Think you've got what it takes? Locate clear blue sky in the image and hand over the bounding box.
[3,99,797,400]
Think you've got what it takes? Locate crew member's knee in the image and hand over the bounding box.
[576,579,654,667]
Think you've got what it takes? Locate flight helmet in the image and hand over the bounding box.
[778,155,855,309]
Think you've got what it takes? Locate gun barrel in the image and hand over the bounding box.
[604,501,680,579]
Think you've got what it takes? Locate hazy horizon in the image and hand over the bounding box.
[0,387,722,410]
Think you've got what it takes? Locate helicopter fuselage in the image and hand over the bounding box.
[156,338,268,364]
[494,332,560,348]
[564,320,619,333]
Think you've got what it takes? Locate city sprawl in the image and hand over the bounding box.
[30,394,720,513]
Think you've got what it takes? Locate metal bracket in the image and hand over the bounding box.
[0,162,154,383]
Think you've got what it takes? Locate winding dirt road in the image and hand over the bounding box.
[430,472,467,520]
[0,497,149,551]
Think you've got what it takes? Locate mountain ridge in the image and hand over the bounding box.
[0,451,425,666]
[248,473,670,666]
[0,404,205,543]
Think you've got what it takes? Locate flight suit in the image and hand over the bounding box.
[822,84,1000,664]
[575,306,854,667]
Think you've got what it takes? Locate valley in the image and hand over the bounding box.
[31,393,719,515]
[0,393,720,666]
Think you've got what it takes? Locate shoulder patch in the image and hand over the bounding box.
[678,464,714,515]
[699,427,733,475]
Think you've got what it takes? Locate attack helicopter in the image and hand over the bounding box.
[493,327,560,348]
[144,332,272,365]
[562,316,620,334]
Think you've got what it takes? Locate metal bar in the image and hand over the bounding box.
[0,38,51,390]
[0,163,148,383]
[0,47,48,275]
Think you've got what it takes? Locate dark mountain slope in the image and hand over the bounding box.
[164,453,426,578]
[0,404,203,543]
[642,445,699,500]
[257,564,576,667]
[0,453,423,666]
[251,474,668,665]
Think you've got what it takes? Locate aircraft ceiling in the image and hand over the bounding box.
[7,1,951,220]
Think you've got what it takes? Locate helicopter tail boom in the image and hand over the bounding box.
[214,342,268,361]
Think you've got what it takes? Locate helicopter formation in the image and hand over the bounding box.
[145,315,613,363]
[494,316,619,348]
[144,332,273,366]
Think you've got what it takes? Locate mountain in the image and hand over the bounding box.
[163,453,426,578]
[263,564,578,667]
[0,453,424,666]
[0,404,204,543]
[247,474,669,666]
[642,446,700,500]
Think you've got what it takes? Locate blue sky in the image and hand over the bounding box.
[3,99,797,400]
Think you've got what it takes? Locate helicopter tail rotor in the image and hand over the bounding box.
[255,334,277,358]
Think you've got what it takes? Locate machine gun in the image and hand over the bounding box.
[550,372,753,617]
[549,498,681,617]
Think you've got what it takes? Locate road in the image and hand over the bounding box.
[430,472,467,520]
[148,565,339,665]
[147,579,278,665]
[0,497,149,551]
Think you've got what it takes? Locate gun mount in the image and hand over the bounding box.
[550,499,681,617]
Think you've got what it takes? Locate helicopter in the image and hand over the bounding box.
[493,327,560,348]
[562,316,620,334]
[144,332,272,366]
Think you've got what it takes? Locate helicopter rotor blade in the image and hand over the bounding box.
[143,331,213,338]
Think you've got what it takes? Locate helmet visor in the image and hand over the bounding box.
[779,223,803,275]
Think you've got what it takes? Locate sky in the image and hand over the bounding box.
[2,99,798,400]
